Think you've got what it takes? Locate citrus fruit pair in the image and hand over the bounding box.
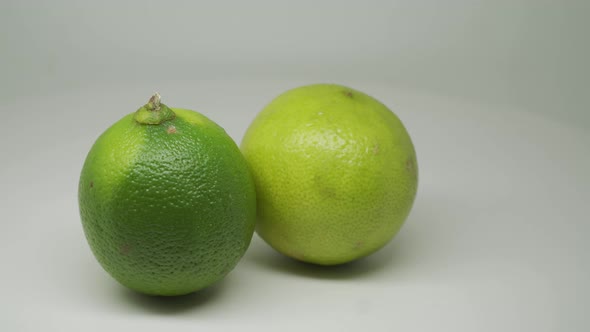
[78,84,417,296]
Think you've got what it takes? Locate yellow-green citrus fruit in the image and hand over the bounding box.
[241,84,418,265]
[78,94,256,296]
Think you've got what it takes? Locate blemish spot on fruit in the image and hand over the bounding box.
[343,90,354,98]
[89,181,94,188]
[373,144,380,155]
[167,125,177,134]
[119,243,132,255]
[354,241,363,249]
[405,158,415,172]
[289,250,306,261]
[314,175,336,198]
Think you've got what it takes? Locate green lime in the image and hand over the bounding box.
[78,94,256,296]
[241,84,418,265]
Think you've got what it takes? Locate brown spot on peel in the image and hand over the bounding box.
[89,181,94,188]
[373,144,380,155]
[167,125,177,134]
[406,158,415,172]
[343,90,354,98]
[119,243,132,255]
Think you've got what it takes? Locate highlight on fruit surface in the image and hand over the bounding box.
[241,84,418,265]
[78,94,256,296]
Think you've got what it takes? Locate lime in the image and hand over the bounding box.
[78,94,256,296]
[241,84,418,265]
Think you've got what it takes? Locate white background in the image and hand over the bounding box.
[1,1,589,331]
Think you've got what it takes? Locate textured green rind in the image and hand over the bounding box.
[79,108,256,295]
[241,84,418,265]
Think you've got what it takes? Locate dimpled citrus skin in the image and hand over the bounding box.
[79,107,256,296]
[241,84,418,265]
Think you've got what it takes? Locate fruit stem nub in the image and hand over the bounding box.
[134,93,176,125]
[147,93,162,111]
